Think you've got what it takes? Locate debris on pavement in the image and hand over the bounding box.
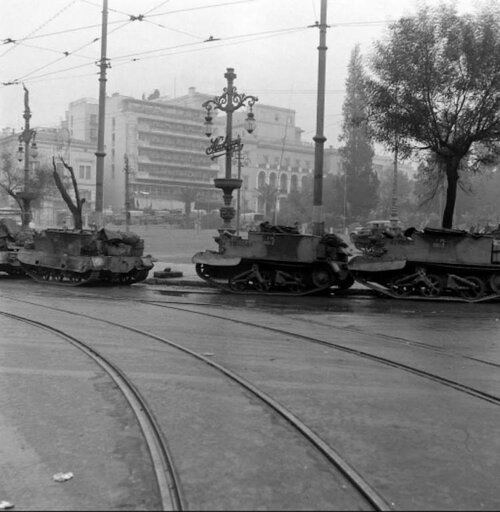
[52,472,74,482]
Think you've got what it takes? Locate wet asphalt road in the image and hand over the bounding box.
[1,275,500,510]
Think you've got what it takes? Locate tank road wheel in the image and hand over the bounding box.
[195,263,211,280]
[337,273,355,290]
[388,276,412,296]
[459,275,486,300]
[254,270,273,292]
[420,274,445,297]
[288,272,307,294]
[311,265,334,288]
[489,273,500,294]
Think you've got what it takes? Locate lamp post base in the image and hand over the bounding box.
[15,191,37,229]
[214,178,242,232]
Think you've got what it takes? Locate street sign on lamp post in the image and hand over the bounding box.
[202,67,258,232]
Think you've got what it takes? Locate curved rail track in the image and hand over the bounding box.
[5,291,500,407]
[0,297,392,511]
[3,288,500,509]
[0,310,184,512]
[139,300,500,405]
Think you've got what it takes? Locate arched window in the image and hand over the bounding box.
[290,175,298,193]
[258,171,266,189]
[280,173,288,193]
[269,172,277,190]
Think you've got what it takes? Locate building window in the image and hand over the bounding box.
[79,165,91,180]
[90,114,97,124]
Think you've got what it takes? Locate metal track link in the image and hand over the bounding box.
[356,277,500,303]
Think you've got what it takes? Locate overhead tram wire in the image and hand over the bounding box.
[3,23,312,87]
[1,14,393,49]
[2,15,393,88]
[110,24,308,63]
[6,40,97,61]
[1,0,253,83]
[138,0,256,19]
[5,11,141,86]
[0,0,79,58]
[78,0,198,37]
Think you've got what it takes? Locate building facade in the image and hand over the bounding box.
[65,91,220,214]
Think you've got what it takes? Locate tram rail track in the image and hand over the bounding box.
[141,300,500,406]
[0,297,392,510]
[0,310,184,512]
[4,291,500,407]
[1,286,499,509]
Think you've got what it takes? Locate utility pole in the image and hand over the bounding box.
[95,0,109,227]
[390,141,399,226]
[124,154,131,232]
[312,0,328,236]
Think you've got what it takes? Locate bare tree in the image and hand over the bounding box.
[52,157,85,230]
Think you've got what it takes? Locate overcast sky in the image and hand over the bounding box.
[0,0,484,148]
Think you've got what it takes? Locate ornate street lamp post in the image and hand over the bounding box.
[16,84,38,228]
[203,67,258,231]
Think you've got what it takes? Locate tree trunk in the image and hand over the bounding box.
[20,197,32,229]
[442,157,460,229]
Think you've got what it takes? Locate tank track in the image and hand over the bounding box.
[195,261,352,296]
[353,266,500,303]
[21,264,150,286]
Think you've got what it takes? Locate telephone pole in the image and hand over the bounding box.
[124,154,131,232]
[312,0,328,236]
[95,0,109,226]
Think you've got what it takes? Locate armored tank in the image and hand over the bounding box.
[0,218,31,277]
[17,228,153,286]
[193,223,354,295]
[349,225,500,302]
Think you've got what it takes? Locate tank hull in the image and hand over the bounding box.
[17,228,153,286]
[350,227,500,302]
[0,219,31,277]
[193,229,353,295]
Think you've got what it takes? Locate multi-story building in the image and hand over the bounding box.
[65,91,220,214]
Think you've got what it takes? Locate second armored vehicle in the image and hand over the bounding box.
[193,223,353,295]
